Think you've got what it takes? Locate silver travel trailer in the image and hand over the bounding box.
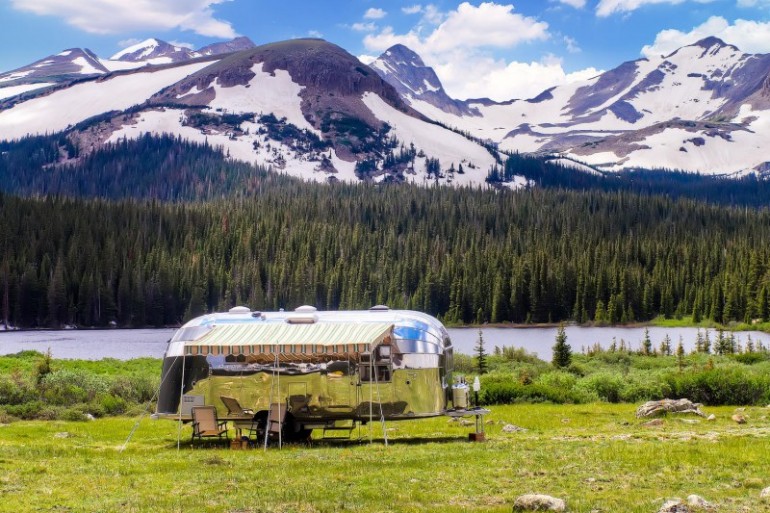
[156,305,455,440]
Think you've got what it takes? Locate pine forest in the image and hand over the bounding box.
[2,136,770,329]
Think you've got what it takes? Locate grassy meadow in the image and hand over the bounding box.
[1,403,769,513]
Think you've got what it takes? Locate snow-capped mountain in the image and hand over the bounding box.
[110,38,196,64]
[196,36,256,57]
[0,39,503,186]
[371,44,477,117]
[390,37,770,176]
[0,48,108,100]
[2,35,769,186]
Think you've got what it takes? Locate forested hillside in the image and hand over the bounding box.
[1,176,769,328]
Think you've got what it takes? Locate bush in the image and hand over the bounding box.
[40,370,110,406]
[109,375,157,403]
[665,367,770,405]
[479,373,590,405]
[0,373,36,405]
[101,394,127,415]
[576,372,625,403]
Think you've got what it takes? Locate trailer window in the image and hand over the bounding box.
[359,347,392,383]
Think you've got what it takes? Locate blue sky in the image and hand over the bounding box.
[1,0,769,100]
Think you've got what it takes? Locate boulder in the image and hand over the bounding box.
[761,486,770,500]
[513,494,566,512]
[706,414,716,421]
[658,499,691,513]
[731,414,747,424]
[643,419,665,428]
[503,424,528,433]
[636,399,705,418]
[686,495,714,510]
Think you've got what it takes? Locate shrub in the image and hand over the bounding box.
[101,394,128,415]
[0,372,37,405]
[40,370,110,406]
[665,367,770,405]
[575,372,625,403]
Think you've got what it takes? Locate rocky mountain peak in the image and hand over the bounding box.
[372,44,479,116]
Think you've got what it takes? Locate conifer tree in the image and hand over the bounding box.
[474,329,488,375]
[552,324,571,368]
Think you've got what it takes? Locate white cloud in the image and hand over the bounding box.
[358,54,378,65]
[308,30,323,38]
[736,0,770,6]
[364,7,387,20]
[169,40,194,49]
[9,0,237,38]
[564,36,581,53]
[402,4,423,14]
[362,2,597,101]
[557,0,587,7]
[117,38,142,48]
[641,16,770,56]
[596,0,714,17]
[352,22,377,32]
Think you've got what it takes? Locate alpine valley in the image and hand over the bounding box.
[1,35,770,194]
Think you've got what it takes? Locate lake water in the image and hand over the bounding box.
[1,325,769,361]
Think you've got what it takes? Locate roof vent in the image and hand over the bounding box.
[286,314,318,324]
[369,305,390,312]
[228,306,251,314]
[294,305,318,313]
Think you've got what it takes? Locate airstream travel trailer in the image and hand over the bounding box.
[156,306,455,441]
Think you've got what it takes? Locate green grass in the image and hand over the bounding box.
[1,404,769,512]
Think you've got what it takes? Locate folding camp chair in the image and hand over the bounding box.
[191,406,229,446]
[220,396,254,416]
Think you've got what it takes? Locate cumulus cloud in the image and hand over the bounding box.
[641,16,770,56]
[352,22,377,32]
[557,0,587,7]
[402,4,423,14]
[9,0,237,38]
[364,7,387,19]
[564,36,581,53]
[596,0,714,17]
[363,2,596,101]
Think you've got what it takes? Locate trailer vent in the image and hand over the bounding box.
[369,305,390,312]
[294,305,318,313]
[228,306,251,314]
[286,314,318,324]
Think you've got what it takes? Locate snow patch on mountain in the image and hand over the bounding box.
[0,82,55,101]
[0,61,214,140]
[199,65,317,134]
[107,108,357,182]
[362,92,503,186]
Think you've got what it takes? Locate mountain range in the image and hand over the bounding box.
[1,35,769,187]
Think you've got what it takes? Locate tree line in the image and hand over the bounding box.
[2,177,770,328]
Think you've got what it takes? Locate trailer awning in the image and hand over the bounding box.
[183,322,394,361]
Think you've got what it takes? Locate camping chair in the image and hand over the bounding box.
[220,396,254,416]
[191,406,229,446]
[221,396,259,444]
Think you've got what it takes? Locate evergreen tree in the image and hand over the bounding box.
[474,329,488,375]
[641,328,653,355]
[552,324,572,368]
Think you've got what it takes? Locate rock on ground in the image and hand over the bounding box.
[636,399,705,418]
[731,414,747,424]
[513,494,566,512]
[761,486,770,500]
[503,424,528,433]
[658,495,715,512]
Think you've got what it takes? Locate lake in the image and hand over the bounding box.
[1,325,769,361]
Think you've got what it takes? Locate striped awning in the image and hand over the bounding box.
[184,322,393,359]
